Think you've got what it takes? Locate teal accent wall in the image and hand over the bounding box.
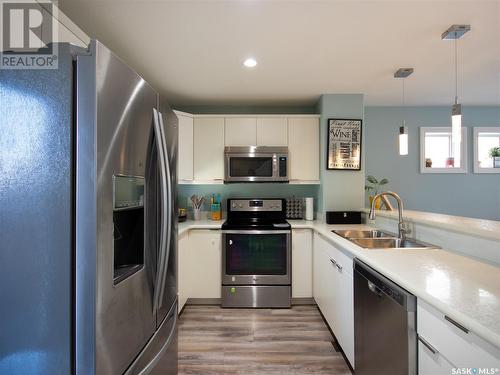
[317,94,365,213]
[365,106,500,221]
[178,184,320,215]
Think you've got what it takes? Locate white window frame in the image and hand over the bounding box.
[420,127,468,174]
[473,127,500,174]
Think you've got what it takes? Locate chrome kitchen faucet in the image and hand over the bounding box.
[369,191,409,241]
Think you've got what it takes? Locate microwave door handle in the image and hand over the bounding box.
[156,111,172,310]
[152,108,169,313]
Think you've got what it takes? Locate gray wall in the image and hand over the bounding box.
[365,106,500,221]
[318,94,365,213]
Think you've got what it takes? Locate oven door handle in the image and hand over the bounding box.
[221,230,291,235]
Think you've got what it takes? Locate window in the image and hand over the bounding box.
[473,127,500,173]
[420,127,467,173]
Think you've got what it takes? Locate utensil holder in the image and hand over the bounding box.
[193,207,202,221]
[211,203,221,221]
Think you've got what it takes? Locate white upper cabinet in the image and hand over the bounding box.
[193,117,225,183]
[177,112,319,184]
[177,113,194,182]
[225,118,257,146]
[288,118,320,182]
[256,118,288,146]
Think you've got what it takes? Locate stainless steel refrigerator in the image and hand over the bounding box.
[0,40,178,375]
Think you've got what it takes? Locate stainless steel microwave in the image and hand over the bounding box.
[224,146,289,183]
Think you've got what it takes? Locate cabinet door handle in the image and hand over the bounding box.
[330,258,337,266]
[444,315,469,334]
[418,336,438,355]
[335,263,343,271]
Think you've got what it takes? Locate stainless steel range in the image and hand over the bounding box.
[221,199,291,308]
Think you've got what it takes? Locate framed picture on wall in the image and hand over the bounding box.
[327,118,362,170]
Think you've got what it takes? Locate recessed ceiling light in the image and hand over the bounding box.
[243,58,257,68]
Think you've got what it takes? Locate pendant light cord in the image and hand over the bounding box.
[454,32,458,105]
[402,79,405,106]
[402,76,406,126]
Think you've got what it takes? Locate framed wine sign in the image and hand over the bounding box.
[326,119,363,171]
[327,118,362,170]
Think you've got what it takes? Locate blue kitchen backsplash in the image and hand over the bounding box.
[178,184,320,216]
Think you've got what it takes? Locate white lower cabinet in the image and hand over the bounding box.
[178,230,222,312]
[292,229,313,298]
[178,232,190,312]
[417,299,500,373]
[313,232,355,367]
[418,339,456,375]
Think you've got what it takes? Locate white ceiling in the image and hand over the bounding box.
[58,0,500,107]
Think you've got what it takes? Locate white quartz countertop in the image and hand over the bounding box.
[178,219,500,349]
[178,219,224,236]
[360,208,500,241]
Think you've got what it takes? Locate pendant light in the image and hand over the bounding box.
[394,68,414,156]
[442,24,471,144]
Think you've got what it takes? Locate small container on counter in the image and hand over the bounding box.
[178,208,187,222]
[193,207,202,221]
[210,194,222,221]
[305,197,314,220]
[211,204,221,221]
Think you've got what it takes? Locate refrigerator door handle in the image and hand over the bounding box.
[152,108,169,313]
[156,111,172,309]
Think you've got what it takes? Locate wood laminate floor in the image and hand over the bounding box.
[178,305,352,375]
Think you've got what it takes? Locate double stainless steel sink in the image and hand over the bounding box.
[332,229,438,250]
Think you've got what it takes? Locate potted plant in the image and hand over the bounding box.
[489,147,500,168]
[365,175,389,209]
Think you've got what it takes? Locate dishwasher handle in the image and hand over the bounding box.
[367,281,383,297]
[354,259,416,311]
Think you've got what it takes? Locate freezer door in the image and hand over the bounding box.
[124,300,178,375]
[92,42,158,375]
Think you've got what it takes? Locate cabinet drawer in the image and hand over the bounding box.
[417,300,500,368]
[320,235,353,276]
[418,339,456,375]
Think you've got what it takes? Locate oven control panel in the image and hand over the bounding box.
[229,199,283,212]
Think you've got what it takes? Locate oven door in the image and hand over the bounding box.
[222,230,291,285]
[225,153,285,182]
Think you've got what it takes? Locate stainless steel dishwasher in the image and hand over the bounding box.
[354,259,417,375]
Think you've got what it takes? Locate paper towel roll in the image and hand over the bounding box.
[305,197,314,221]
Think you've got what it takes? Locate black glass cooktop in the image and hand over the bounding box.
[222,218,291,231]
